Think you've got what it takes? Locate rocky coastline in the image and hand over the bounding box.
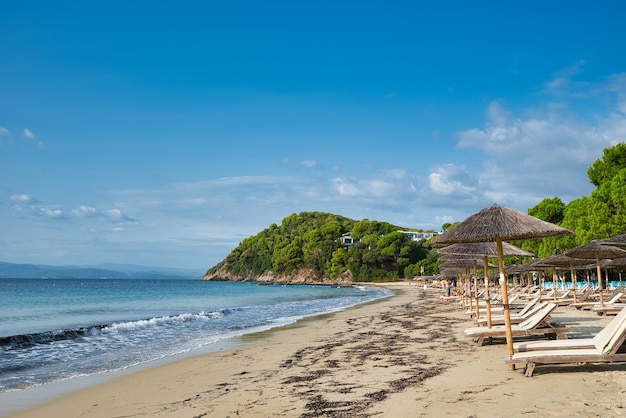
[201,267,354,286]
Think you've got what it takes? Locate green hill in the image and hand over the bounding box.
[203,211,434,284]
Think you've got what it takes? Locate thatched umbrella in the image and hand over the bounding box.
[564,241,626,306]
[439,268,464,278]
[436,241,534,258]
[511,257,555,298]
[440,258,497,309]
[432,204,574,369]
[531,254,591,303]
[597,234,626,247]
[437,242,533,327]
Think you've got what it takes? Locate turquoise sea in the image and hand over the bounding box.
[0,278,391,412]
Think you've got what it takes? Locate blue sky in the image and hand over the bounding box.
[2,1,626,271]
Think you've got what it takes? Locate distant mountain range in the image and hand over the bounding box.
[0,261,205,280]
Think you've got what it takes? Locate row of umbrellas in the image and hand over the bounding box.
[431,204,626,371]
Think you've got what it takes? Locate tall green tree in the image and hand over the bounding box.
[329,248,347,279]
[587,142,626,187]
[528,197,566,224]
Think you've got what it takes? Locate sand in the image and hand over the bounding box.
[7,283,626,417]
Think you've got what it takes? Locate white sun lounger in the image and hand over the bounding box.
[463,303,569,346]
[506,305,626,376]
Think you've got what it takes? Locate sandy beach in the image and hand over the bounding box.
[8,283,626,417]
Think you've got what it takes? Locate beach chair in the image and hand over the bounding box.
[539,289,571,302]
[506,306,626,376]
[543,287,594,307]
[592,303,626,316]
[513,306,626,353]
[474,298,542,326]
[463,293,512,316]
[572,292,623,311]
[463,303,570,346]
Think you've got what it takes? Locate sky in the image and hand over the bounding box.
[2,1,626,271]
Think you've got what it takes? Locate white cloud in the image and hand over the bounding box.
[72,205,98,217]
[543,59,587,94]
[103,208,138,224]
[367,179,395,197]
[428,164,476,197]
[23,128,35,139]
[383,169,408,180]
[557,59,587,78]
[9,194,66,220]
[0,127,9,136]
[10,194,36,204]
[301,160,317,168]
[455,102,621,209]
[39,207,64,219]
[332,177,361,197]
[22,128,45,148]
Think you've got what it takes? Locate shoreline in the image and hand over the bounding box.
[7,282,626,417]
[0,283,396,417]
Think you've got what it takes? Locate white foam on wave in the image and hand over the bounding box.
[99,310,224,334]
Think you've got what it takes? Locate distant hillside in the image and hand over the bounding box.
[203,211,434,284]
[0,262,203,280]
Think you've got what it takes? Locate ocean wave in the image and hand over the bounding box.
[0,310,226,351]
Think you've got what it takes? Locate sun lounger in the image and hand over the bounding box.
[506,305,626,376]
[513,305,626,353]
[592,304,626,315]
[572,292,623,310]
[463,303,570,346]
[474,298,542,326]
[540,289,571,302]
[543,288,595,307]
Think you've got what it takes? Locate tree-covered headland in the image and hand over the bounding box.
[203,212,435,283]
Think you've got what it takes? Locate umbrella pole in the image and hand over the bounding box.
[464,267,474,312]
[473,260,479,320]
[597,256,604,307]
[496,237,515,370]
[552,272,557,301]
[459,273,464,305]
[484,255,492,328]
[571,266,577,304]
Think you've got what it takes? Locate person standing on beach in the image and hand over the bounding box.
[444,277,451,297]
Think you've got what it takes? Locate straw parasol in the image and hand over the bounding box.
[438,253,500,314]
[437,242,533,327]
[597,234,626,247]
[432,204,574,369]
[531,254,592,303]
[436,241,534,258]
[564,241,626,306]
[439,258,498,268]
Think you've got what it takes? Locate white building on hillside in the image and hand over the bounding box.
[398,231,439,241]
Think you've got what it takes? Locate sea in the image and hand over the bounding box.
[0,278,391,415]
